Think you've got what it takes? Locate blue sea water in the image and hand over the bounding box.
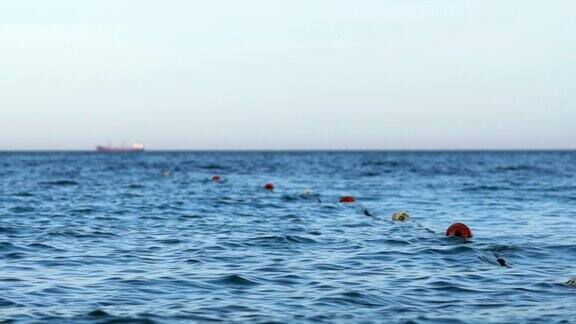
[1,151,575,323]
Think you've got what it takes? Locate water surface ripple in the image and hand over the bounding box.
[1,151,575,323]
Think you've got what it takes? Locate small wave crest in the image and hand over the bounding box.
[209,274,261,287]
[248,235,319,246]
[39,180,79,186]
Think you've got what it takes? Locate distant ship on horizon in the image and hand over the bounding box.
[96,142,145,152]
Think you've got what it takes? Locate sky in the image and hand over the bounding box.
[1,0,575,150]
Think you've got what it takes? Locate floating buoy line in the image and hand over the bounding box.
[199,175,576,282]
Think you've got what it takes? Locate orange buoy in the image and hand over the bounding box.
[264,183,275,191]
[339,196,356,203]
[212,175,222,182]
[445,223,473,239]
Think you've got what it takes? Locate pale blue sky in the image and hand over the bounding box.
[1,0,574,150]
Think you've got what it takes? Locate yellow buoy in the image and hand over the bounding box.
[392,211,410,221]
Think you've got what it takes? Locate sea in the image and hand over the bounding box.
[1,151,575,323]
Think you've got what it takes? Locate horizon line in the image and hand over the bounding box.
[0,148,575,153]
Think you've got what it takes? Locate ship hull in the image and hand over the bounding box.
[96,146,145,152]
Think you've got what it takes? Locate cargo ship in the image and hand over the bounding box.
[96,142,145,152]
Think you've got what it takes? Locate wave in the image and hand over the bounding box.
[314,290,390,307]
[248,235,319,245]
[9,206,36,213]
[461,185,508,192]
[362,160,408,168]
[209,274,261,287]
[494,165,547,172]
[201,163,224,170]
[12,191,34,197]
[39,180,79,186]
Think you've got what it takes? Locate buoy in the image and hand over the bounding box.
[392,211,410,221]
[497,258,507,267]
[339,196,356,203]
[445,223,473,239]
[302,188,321,203]
[264,183,275,191]
[212,175,222,182]
[567,277,576,287]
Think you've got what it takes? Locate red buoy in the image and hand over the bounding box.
[339,196,356,203]
[264,183,275,191]
[445,223,473,239]
[212,175,222,182]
